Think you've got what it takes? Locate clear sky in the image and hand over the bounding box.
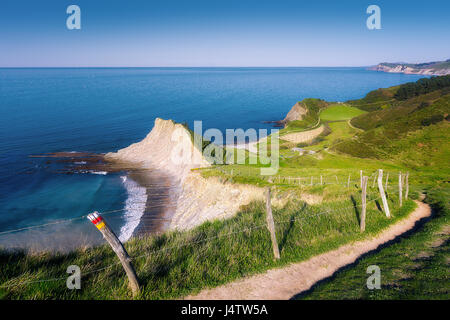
[0,0,449,67]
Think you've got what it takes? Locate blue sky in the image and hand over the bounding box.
[0,0,449,67]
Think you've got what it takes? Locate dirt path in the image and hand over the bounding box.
[347,119,363,131]
[186,201,431,300]
[281,125,325,144]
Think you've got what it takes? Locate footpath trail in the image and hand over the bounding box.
[347,119,364,131]
[281,125,325,144]
[186,201,431,300]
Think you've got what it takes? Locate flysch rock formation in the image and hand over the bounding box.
[106,118,209,181]
[105,118,264,231]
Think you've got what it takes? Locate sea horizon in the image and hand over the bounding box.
[0,66,376,69]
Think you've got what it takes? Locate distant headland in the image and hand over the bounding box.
[369,59,450,76]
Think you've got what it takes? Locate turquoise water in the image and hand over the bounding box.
[0,67,425,250]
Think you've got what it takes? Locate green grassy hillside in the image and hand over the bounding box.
[346,87,397,112]
[335,91,450,170]
[299,186,449,300]
[1,186,415,299]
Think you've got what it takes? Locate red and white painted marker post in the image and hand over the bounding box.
[87,212,106,230]
[87,211,140,296]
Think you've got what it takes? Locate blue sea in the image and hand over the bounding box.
[0,67,426,250]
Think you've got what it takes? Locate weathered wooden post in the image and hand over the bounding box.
[377,169,390,218]
[335,175,339,184]
[361,176,368,232]
[347,174,350,188]
[372,173,377,188]
[265,188,280,260]
[320,175,323,185]
[399,172,403,207]
[87,212,140,296]
[405,172,409,200]
[360,170,363,188]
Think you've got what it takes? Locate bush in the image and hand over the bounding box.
[421,114,444,126]
[394,75,450,100]
[417,102,429,110]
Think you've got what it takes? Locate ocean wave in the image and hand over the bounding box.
[118,175,147,242]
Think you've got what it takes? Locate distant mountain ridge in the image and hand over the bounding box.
[369,59,450,76]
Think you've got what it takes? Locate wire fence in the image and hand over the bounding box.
[0,196,387,290]
[0,166,412,298]
[0,170,404,237]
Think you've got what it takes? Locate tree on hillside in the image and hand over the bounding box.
[395,75,450,100]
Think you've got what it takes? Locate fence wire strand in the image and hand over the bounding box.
[0,196,386,289]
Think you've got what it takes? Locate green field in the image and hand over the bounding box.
[320,104,366,121]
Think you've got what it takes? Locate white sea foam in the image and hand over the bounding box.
[89,170,108,175]
[118,175,147,242]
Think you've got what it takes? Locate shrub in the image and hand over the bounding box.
[421,114,444,126]
[394,75,450,100]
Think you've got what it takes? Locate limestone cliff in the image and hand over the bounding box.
[106,118,264,231]
[281,102,308,125]
[106,118,210,180]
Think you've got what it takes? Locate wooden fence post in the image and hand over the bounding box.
[320,175,323,185]
[377,169,390,218]
[361,176,368,232]
[405,172,409,200]
[265,188,280,260]
[87,212,140,296]
[372,173,377,188]
[347,174,350,188]
[399,172,403,207]
[335,175,339,184]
